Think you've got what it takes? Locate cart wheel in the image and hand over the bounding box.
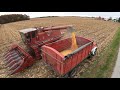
[87,54,92,59]
[92,48,97,56]
[62,74,69,78]
[88,48,97,59]
[69,69,77,78]
[62,72,74,78]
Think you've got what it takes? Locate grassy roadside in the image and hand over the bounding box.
[79,27,120,78]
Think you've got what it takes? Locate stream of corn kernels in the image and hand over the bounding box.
[60,32,78,56]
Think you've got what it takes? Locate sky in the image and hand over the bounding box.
[0,12,120,19]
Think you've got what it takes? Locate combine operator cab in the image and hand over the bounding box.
[19,26,67,60]
[19,28,37,45]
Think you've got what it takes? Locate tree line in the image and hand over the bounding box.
[0,14,30,24]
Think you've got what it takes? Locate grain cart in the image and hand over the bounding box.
[41,36,97,77]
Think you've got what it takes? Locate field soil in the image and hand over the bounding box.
[0,16,120,78]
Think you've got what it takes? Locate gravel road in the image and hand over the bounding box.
[111,48,120,78]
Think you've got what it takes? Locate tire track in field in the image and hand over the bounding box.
[6,24,21,42]
[1,25,14,45]
[0,25,7,44]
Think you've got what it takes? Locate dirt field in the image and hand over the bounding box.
[0,16,120,78]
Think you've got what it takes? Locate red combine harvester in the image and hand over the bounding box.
[4,25,70,75]
[3,25,97,77]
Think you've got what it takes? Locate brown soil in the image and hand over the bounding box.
[0,16,119,78]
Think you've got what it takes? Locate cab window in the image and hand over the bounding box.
[31,31,36,38]
[26,33,31,39]
[20,32,26,42]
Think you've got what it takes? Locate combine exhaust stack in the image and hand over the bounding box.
[3,44,34,75]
